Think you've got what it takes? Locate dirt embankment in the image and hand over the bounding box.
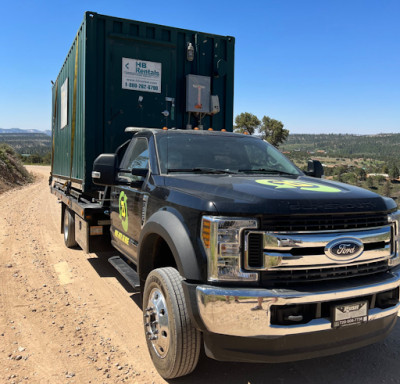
[0,145,33,194]
[1,166,400,384]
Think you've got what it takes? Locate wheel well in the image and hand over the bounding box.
[139,233,177,287]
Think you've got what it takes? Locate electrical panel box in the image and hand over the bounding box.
[186,75,211,113]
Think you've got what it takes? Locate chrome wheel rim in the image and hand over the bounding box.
[144,288,169,358]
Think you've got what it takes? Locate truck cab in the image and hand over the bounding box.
[91,127,400,379]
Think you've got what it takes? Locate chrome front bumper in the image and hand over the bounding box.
[196,270,400,338]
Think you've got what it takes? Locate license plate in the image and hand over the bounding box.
[332,301,368,328]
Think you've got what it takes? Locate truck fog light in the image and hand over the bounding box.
[201,216,259,282]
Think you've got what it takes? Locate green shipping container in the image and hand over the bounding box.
[51,11,235,194]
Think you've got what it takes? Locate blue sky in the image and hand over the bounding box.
[0,0,399,134]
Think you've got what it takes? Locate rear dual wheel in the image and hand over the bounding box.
[63,206,77,248]
[143,267,201,379]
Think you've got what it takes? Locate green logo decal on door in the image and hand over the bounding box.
[119,191,129,231]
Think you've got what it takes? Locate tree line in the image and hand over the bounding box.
[233,112,289,147]
[21,152,51,165]
[280,133,400,161]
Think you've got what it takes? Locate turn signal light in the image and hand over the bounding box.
[201,219,211,248]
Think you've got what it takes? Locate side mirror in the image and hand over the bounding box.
[92,154,118,185]
[305,160,324,178]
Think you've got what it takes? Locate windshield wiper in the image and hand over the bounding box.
[167,167,238,174]
[238,168,297,176]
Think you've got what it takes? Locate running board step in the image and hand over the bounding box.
[108,256,141,291]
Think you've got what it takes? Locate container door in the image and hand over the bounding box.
[104,39,177,151]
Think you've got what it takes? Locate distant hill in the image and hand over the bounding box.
[0,132,51,155]
[0,128,51,136]
[1,130,399,160]
[280,133,400,160]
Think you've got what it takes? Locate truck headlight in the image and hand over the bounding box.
[201,216,259,282]
[389,210,400,267]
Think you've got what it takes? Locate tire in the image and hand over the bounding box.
[63,207,77,248]
[143,267,201,379]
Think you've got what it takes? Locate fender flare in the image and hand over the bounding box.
[138,210,203,281]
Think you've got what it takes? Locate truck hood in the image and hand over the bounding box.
[164,174,396,215]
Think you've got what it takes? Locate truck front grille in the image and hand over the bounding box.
[261,212,388,232]
[244,212,394,285]
[260,260,390,285]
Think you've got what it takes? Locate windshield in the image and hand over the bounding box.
[156,132,301,176]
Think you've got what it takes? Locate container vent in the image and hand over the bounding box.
[162,29,171,42]
[146,26,155,39]
[113,21,122,33]
[129,24,139,36]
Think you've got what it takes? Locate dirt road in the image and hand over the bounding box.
[1,166,400,384]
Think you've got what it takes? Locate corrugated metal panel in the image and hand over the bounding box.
[52,20,86,183]
[52,12,235,194]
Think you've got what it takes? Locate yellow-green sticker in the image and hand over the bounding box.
[114,229,129,245]
[256,179,341,193]
[119,191,129,231]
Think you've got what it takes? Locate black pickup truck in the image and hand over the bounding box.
[52,127,400,379]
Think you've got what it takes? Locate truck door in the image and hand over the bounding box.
[110,137,149,263]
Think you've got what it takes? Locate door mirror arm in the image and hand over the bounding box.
[130,180,144,188]
[130,168,149,188]
[131,168,149,177]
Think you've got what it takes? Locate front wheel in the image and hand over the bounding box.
[143,267,201,379]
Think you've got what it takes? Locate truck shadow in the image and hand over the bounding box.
[86,250,142,309]
[173,318,400,384]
